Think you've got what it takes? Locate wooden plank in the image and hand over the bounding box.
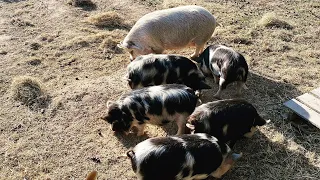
[284,99,320,129]
[311,87,320,97]
[296,93,320,114]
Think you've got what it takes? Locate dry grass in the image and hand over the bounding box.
[0,0,319,179]
[259,13,293,30]
[10,76,50,110]
[87,11,127,28]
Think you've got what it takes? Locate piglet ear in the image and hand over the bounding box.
[226,153,242,164]
[107,100,116,109]
[199,81,212,89]
[186,123,195,131]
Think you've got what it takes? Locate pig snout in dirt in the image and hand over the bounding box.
[102,84,198,136]
[195,45,249,99]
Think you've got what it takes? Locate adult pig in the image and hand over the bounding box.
[119,5,217,61]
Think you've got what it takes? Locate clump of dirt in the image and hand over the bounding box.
[87,11,128,28]
[10,76,50,110]
[259,13,293,30]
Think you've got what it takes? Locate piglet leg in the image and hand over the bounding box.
[236,81,248,96]
[176,115,188,135]
[213,88,223,99]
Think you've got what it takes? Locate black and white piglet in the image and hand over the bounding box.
[195,45,248,98]
[102,84,198,136]
[127,133,241,180]
[186,99,269,147]
[125,54,211,91]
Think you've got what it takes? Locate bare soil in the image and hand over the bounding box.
[0,0,319,179]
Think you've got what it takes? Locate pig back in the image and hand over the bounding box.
[130,134,229,180]
[190,99,261,142]
[127,5,217,49]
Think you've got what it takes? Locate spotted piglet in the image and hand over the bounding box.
[186,99,269,148]
[102,84,198,136]
[195,45,249,99]
[125,54,211,91]
[127,133,241,180]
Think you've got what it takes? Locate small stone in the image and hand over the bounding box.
[0,50,7,55]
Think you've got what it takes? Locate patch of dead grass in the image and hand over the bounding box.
[259,13,293,30]
[87,11,127,28]
[10,76,50,110]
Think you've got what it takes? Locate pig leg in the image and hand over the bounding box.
[214,76,227,99]
[191,43,205,59]
[213,87,222,99]
[176,114,188,135]
[151,47,164,54]
[236,81,248,96]
[136,123,146,136]
[213,75,220,84]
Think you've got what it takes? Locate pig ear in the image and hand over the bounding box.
[186,123,195,130]
[125,41,142,50]
[199,81,212,89]
[225,153,242,165]
[107,100,116,109]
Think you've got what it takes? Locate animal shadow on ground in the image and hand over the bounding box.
[78,3,97,11]
[68,0,97,11]
[0,0,25,2]
[219,130,320,180]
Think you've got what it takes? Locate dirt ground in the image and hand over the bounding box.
[0,0,319,179]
